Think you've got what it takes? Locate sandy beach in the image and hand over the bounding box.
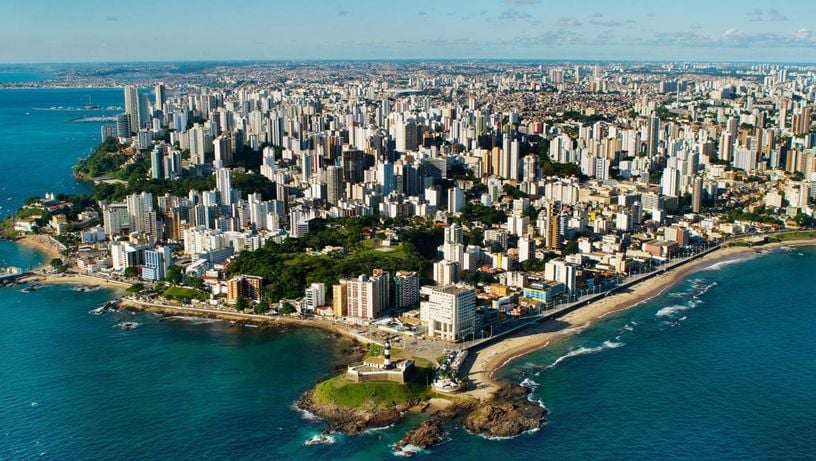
[13,234,66,269]
[463,239,816,400]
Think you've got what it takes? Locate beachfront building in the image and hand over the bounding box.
[142,246,172,281]
[303,282,326,311]
[227,275,263,303]
[544,259,578,293]
[419,285,476,342]
[341,269,390,319]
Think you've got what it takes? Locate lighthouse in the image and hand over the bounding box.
[383,338,392,369]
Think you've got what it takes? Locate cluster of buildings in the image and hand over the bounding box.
[17,61,814,342]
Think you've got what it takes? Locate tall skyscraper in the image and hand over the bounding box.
[155,83,166,108]
[325,165,343,205]
[123,85,140,134]
[215,168,233,206]
[647,115,660,157]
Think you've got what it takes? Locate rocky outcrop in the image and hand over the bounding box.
[296,390,410,435]
[463,385,546,438]
[396,419,446,450]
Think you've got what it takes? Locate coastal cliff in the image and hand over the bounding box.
[296,389,411,435]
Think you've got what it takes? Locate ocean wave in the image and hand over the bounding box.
[164,316,222,325]
[113,321,140,330]
[695,281,717,297]
[655,305,692,318]
[547,340,624,369]
[292,404,322,422]
[520,377,539,389]
[702,254,760,271]
[393,444,429,457]
[304,433,335,446]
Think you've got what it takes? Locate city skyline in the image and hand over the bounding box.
[3,0,816,63]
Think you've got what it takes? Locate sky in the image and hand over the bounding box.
[2,0,816,63]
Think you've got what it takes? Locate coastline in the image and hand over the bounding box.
[19,272,131,290]
[11,234,65,269]
[117,297,378,345]
[463,239,816,400]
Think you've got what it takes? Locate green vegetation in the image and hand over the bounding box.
[126,282,145,294]
[313,367,433,408]
[123,267,138,278]
[49,258,65,272]
[366,343,384,358]
[769,231,816,242]
[74,138,128,178]
[231,222,437,303]
[278,302,296,315]
[723,206,781,225]
[163,286,208,302]
[457,203,507,226]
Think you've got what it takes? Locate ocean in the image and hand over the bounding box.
[1,89,815,460]
[0,87,121,218]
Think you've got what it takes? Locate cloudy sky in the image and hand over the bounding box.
[2,0,815,63]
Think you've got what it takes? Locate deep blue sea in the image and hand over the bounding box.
[1,89,815,460]
[0,88,121,218]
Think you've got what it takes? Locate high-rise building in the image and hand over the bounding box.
[333,282,348,317]
[155,83,166,108]
[142,246,172,281]
[393,271,419,309]
[692,177,703,213]
[647,115,660,157]
[126,192,153,234]
[116,113,131,138]
[150,148,163,180]
[344,269,390,319]
[227,275,263,303]
[325,165,343,205]
[419,285,476,342]
[123,85,140,134]
[304,283,326,311]
[215,168,233,206]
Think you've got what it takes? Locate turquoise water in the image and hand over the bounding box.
[1,88,815,459]
[0,88,121,217]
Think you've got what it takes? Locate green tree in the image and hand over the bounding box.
[187,276,205,290]
[165,266,183,285]
[255,301,270,314]
[49,258,65,272]
[126,282,145,294]
[123,267,138,278]
[235,297,249,312]
[279,302,296,315]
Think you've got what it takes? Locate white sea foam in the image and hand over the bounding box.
[695,281,717,297]
[113,321,141,330]
[392,444,429,457]
[520,377,539,389]
[292,404,322,422]
[164,316,222,325]
[702,253,761,271]
[655,304,692,318]
[623,324,635,332]
[547,340,624,369]
[304,434,335,446]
